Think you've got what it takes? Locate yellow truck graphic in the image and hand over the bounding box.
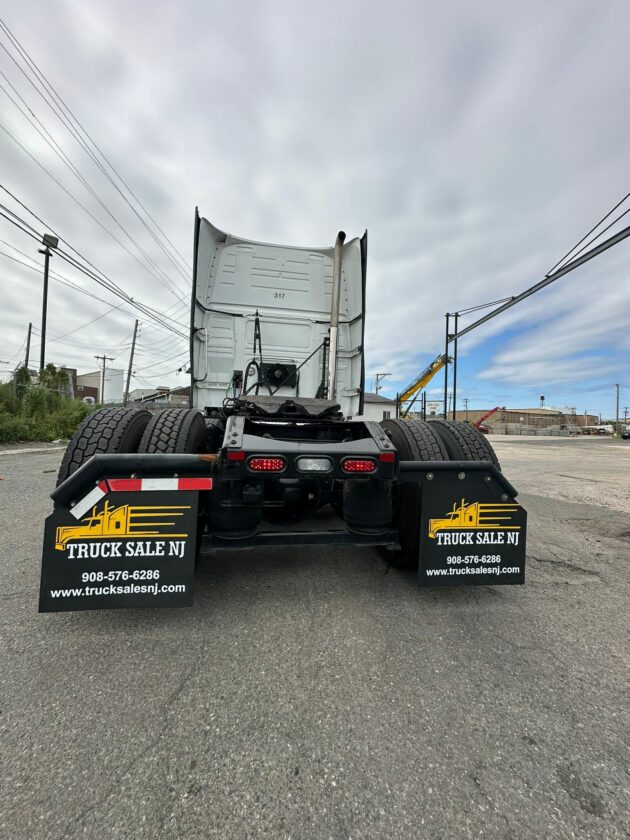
[428,499,520,539]
[55,501,190,550]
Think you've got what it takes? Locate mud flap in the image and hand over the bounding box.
[418,471,526,586]
[39,485,200,612]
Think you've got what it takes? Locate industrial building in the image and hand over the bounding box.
[451,407,599,433]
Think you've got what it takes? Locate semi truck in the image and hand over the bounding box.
[39,213,526,612]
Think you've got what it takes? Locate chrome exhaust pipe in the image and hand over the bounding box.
[327,230,346,400]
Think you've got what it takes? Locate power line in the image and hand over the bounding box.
[551,204,630,268]
[0,121,187,303]
[49,302,125,343]
[0,73,188,298]
[0,202,188,337]
[546,190,630,276]
[0,239,185,341]
[0,239,181,337]
[0,191,189,330]
[0,19,192,278]
[452,222,630,343]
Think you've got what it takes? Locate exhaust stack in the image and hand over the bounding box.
[327,230,346,400]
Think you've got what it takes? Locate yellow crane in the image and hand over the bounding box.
[399,354,452,417]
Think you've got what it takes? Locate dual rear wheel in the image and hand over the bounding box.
[57,407,212,485]
[379,418,500,569]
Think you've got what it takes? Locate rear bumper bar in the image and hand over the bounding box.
[51,453,518,508]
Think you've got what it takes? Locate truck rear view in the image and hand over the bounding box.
[39,213,526,612]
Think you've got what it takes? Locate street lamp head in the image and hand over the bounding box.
[42,233,59,249]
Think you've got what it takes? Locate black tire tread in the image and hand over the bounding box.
[428,420,500,469]
[382,417,449,461]
[139,408,207,454]
[57,407,151,486]
[378,419,448,569]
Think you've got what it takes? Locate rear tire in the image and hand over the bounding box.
[379,419,448,570]
[138,408,210,561]
[428,420,500,469]
[138,408,208,454]
[57,407,151,486]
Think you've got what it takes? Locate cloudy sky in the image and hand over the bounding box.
[1,0,629,417]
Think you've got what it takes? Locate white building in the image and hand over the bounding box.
[355,392,397,422]
[77,368,125,403]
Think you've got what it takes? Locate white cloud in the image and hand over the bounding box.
[0,0,628,411]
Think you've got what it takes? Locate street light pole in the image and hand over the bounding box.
[38,247,51,372]
[38,233,59,372]
[374,372,391,396]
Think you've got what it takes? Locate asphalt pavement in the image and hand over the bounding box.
[0,437,628,839]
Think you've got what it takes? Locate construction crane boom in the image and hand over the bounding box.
[473,406,502,429]
[399,353,452,417]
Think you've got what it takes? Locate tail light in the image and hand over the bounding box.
[247,456,286,473]
[342,457,377,474]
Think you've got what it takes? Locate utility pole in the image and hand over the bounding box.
[443,313,450,418]
[452,312,458,419]
[124,320,139,406]
[25,322,32,370]
[624,406,628,425]
[464,397,469,420]
[374,372,391,396]
[38,233,58,372]
[95,354,114,403]
[615,384,620,436]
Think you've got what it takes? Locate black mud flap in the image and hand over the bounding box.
[39,480,201,612]
[418,470,526,586]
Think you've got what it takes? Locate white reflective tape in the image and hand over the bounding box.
[140,478,178,491]
[70,484,106,519]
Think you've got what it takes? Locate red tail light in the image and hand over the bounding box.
[342,458,377,474]
[247,456,286,472]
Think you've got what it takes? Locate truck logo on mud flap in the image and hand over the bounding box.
[428,498,520,539]
[55,501,190,551]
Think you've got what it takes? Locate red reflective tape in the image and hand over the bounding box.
[98,480,109,492]
[379,451,396,462]
[227,450,245,461]
[108,478,142,491]
[177,478,213,491]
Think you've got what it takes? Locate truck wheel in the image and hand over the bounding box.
[57,407,151,486]
[379,418,448,569]
[138,409,210,560]
[138,408,208,454]
[428,420,500,469]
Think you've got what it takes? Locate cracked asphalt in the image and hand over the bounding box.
[0,437,628,839]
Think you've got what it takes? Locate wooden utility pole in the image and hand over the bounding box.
[124,320,139,406]
[95,354,114,403]
[25,322,32,369]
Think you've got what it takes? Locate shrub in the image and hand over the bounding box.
[0,364,96,443]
